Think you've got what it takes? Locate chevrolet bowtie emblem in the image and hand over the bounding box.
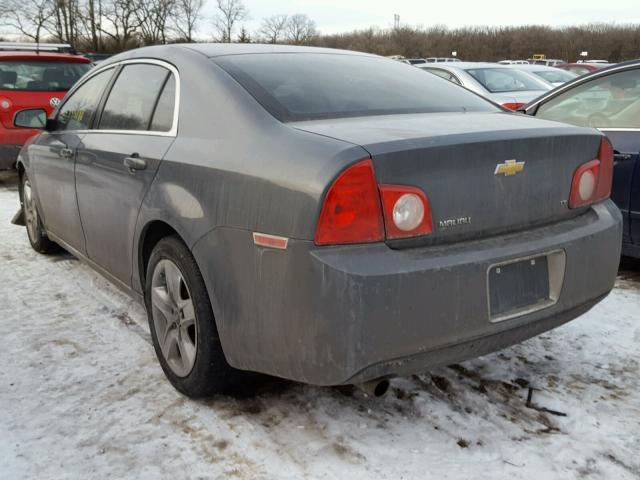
[495,159,525,176]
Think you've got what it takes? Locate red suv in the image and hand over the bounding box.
[0,43,91,169]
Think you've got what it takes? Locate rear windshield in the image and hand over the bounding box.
[215,53,498,122]
[0,61,91,91]
[466,67,549,93]
[533,69,576,84]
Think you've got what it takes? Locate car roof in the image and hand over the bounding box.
[173,43,372,58]
[418,62,503,70]
[556,62,613,68]
[505,64,559,71]
[0,51,91,63]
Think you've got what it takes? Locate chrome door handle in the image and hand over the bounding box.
[124,155,147,172]
[59,148,73,158]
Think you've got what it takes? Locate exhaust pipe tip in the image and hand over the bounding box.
[355,379,390,397]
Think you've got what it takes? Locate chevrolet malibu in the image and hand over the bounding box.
[13,45,622,398]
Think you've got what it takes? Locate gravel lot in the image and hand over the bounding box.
[1,170,639,480]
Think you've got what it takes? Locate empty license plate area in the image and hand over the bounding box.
[488,250,566,322]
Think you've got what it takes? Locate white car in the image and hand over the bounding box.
[498,60,529,65]
[417,62,553,109]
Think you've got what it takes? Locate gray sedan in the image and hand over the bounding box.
[13,45,622,398]
[418,62,552,109]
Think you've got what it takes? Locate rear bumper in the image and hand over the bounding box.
[193,200,622,386]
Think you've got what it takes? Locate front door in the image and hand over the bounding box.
[75,62,177,285]
[29,67,114,253]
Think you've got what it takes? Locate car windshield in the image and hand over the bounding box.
[536,69,640,128]
[0,61,91,91]
[214,53,498,122]
[534,69,576,84]
[466,67,549,93]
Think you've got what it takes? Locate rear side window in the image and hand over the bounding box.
[215,53,497,122]
[57,68,113,131]
[0,61,90,91]
[99,64,170,131]
[150,75,176,132]
[422,68,462,85]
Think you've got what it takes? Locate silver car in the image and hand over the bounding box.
[417,62,552,109]
[506,64,577,87]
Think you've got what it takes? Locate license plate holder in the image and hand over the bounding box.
[488,254,557,322]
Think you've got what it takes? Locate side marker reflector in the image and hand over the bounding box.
[253,232,289,250]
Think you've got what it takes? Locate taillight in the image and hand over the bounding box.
[315,159,433,245]
[314,159,384,245]
[502,103,525,111]
[568,137,614,209]
[379,185,433,239]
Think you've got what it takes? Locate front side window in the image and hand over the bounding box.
[536,68,640,128]
[98,64,171,131]
[57,68,113,131]
[466,68,549,93]
[215,54,497,122]
[0,61,91,91]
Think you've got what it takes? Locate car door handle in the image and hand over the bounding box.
[124,155,147,172]
[59,148,73,158]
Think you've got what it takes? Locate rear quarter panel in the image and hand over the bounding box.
[131,48,368,293]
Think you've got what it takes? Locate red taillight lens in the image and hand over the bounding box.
[568,137,614,209]
[314,159,384,245]
[379,185,433,239]
[502,103,525,111]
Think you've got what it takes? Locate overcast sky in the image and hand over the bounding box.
[212,0,640,36]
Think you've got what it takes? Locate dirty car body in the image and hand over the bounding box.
[16,45,622,390]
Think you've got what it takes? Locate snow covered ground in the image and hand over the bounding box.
[0,170,639,480]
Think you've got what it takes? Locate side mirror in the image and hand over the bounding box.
[14,108,47,129]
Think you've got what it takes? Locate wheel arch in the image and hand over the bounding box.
[137,219,182,291]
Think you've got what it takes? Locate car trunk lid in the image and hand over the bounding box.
[292,112,602,247]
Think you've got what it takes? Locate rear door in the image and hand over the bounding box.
[29,67,114,253]
[75,61,178,285]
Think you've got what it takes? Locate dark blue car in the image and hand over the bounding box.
[524,60,640,258]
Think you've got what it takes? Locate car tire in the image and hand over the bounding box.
[21,174,60,254]
[145,235,252,398]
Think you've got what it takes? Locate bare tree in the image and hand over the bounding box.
[48,0,82,48]
[99,0,143,50]
[285,14,316,45]
[136,0,175,45]
[81,0,104,51]
[0,0,52,44]
[212,0,247,43]
[237,25,250,43]
[173,0,204,42]
[259,14,287,44]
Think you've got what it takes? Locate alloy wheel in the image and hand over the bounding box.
[151,259,198,377]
